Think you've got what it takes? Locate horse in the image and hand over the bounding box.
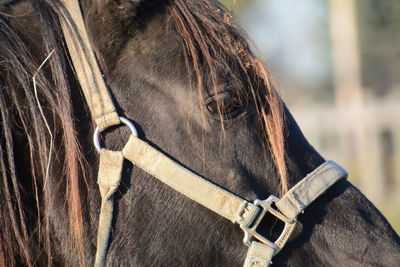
[1,0,399,266]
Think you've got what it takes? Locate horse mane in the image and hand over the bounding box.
[0,1,85,266]
[0,0,286,266]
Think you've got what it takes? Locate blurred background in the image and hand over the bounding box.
[220,0,400,233]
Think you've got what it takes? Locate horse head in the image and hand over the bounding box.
[1,0,399,266]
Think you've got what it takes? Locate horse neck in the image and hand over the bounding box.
[283,106,326,186]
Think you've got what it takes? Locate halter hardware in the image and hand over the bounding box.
[93,117,138,152]
[241,195,297,255]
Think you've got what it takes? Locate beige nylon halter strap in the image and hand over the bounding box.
[59,0,120,131]
[59,1,121,265]
[122,136,260,226]
[58,1,348,267]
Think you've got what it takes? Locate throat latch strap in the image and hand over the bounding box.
[95,150,124,266]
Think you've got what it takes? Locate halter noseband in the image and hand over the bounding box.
[58,1,348,266]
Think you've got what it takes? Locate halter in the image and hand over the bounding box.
[58,1,348,266]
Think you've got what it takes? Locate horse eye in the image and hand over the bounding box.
[205,93,244,119]
[206,101,218,113]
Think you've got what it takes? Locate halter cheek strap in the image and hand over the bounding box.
[58,1,348,266]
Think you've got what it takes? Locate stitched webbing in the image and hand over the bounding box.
[243,241,275,267]
[59,2,122,265]
[59,0,120,131]
[122,135,260,227]
[94,150,124,267]
[276,160,348,221]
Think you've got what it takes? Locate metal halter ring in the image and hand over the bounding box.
[93,117,138,152]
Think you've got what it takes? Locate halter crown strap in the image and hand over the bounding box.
[60,0,119,131]
[276,160,347,221]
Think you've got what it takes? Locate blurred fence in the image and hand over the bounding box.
[292,95,400,203]
[292,93,400,232]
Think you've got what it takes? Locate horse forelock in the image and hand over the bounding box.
[167,0,288,193]
[0,1,86,265]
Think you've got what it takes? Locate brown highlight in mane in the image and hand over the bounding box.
[0,1,86,265]
[168,0,288,193]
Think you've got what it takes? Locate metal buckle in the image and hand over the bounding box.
[240,195,297,255]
